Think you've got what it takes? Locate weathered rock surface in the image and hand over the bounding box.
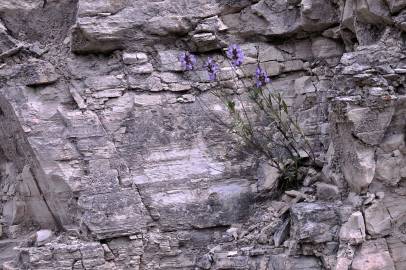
[0,0,405,269]
[364,201,392,237]
[351,239,396,270]
[290,203,340,243]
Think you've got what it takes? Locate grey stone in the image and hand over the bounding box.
[364,202,392,237]
[380,134,405,152]
[256,161,280,192]
[339,211,366,244]
[355,0,393,25]
[342,0,356,31]
[375,152,403,186]
[145,16,192,36]
[20,59,59,86]
[123,52,148,65]
[346,104,394,146]
[311,37,344,58]
[196,253,213,269]
[3,200,26,225]
[387,236,406,270]
[195,16,228,33]
[191,33,221,52]
[158,50,183,71]
[294,76,317,94]
[268,254,322,270]
[351,239,395,270]
[129,63,154,74]
[273,218,290,247]
[316,183,340,201]
[176,94,195,103]
[341,140,376,193]
[35,230,54,247]
[290,203,340,243]
[390,0,406,12]
[335,244,355,270]
[300,0,340,31]
[258,44,285,62]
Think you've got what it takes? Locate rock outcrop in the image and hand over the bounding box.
[0,0,405,269]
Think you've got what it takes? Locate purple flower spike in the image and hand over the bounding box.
[255,66,270,88]
[226,44,244,67]
[205,57,219,81]
[179,51,197,71]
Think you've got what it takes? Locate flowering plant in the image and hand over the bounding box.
[204,57,219,81]
[180,44,316,191]
[179,51,197,71]
[226,44,244,67]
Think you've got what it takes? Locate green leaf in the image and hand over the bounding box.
[226,100,235,113]
[282,100,288,113]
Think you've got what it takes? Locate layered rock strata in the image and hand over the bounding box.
[0,0,405,269]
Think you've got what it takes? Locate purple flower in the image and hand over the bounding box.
[226,44,244,67]
[205,57,219,81]
[255,66,270,88]
[179,51,196,71]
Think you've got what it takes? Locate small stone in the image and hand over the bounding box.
[123,52,148,65]
[394,68,406,74]
[355,0,392,25]
[303,168,319,187]
[294,76,317,94]
[311,37,344,58]
[273,218,290,247]
[69,87,87,109]
[226,227,239,240]
[256,161,280,192]
[380,134,404,153]
[281,60,304,72]
[166,83,192,92]
[322,26,341,39]
[369,87,387,96]
[363,193,376,205]
[92,88,124,98]
[21,59,59,86]
[258,44,284,62]
[102,244,115,261]
[386,0,406,13]
[176,94,195,103]
[191,33,220,52]
[196,254,213,270]
[346,192,363,208]
[129,63,154,74]
[35,229,54,247]
[316,183,340,201]
[3,200,26,225]
[339,211,366,244]
[290,202,339,243]
[335,244,355,270]
[376,191,385,199]
[158,50,183,71]
[195,15,228,33]
[364,202,392,237]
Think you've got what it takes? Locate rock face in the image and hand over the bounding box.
[0,0,405,269]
